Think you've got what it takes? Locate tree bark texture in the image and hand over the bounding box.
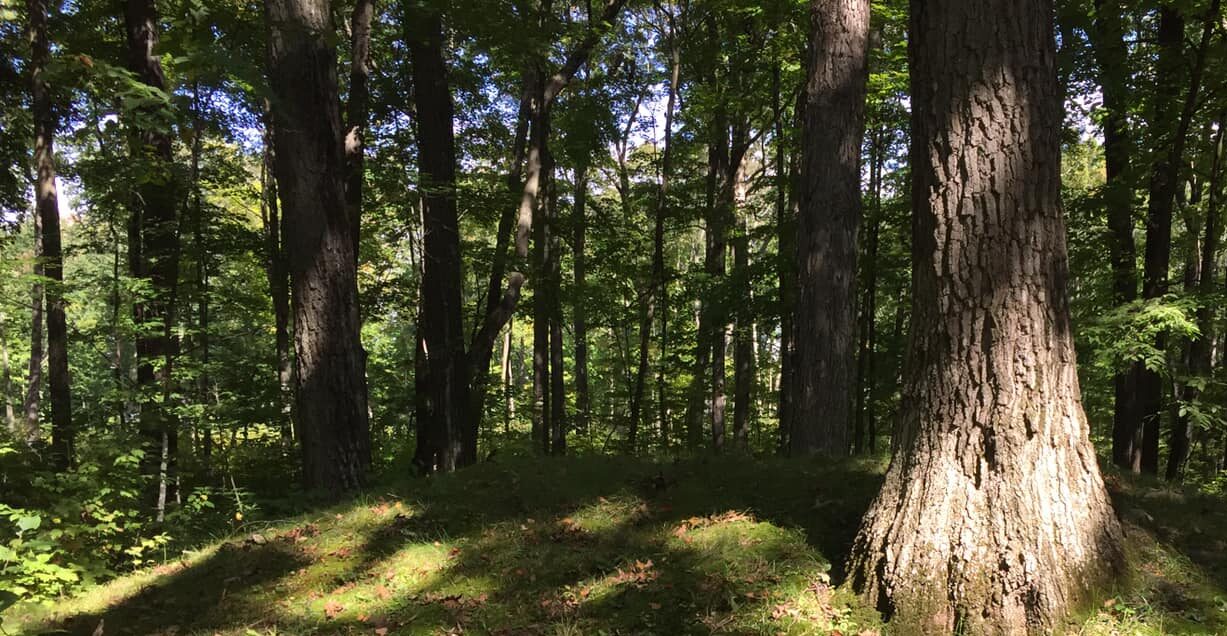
[847,0,1125,629]
[790,0,870,457]
[266,0,371,492]
[344,0,374,264]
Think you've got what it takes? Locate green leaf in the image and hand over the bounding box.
[16,515,41,533]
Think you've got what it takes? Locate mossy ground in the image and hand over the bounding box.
[5,454,1225,635]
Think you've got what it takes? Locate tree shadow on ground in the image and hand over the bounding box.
[17,454,885,635]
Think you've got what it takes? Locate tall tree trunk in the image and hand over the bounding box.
[261,109,293,444]
[344,0,374,264]
[1090,0,1141,472]
[29,0,71,469]
[547,181,566,455]
[530,66,551,455]
[23,211,43,448]
[190,79,210,478]
[407,4,468,473]
[732,172,753,449]
[501,318,514,431]
[1136,1,1215,474]
[1169,113,1225,481]
[776,80,799,453]
[847,0,1124,628]
[573,163,591,435]
[791,0,870,457]
[464,0,628,460]
[655,24,679,447]
[125,0,180,516]
[855,129,883,455]
[265,0,371,492]
[1,315,13,433]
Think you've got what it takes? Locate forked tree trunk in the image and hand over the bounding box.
[790,0,870,456]
[847,0,1124,629]
[266,0,370,492]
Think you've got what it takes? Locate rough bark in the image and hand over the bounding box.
[1090,0,1141,471]
[791,0,870,457]
[407,4,468,473]
[265,0,371,492]
[847,0,1125,629]
[125,0,181,516]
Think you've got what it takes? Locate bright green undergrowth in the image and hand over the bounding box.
[5,455,1226,635]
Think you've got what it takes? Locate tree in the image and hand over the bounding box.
[124,0,182,518]
[407,0,468,473]
[789,0,870,456]
[265,0,371,492]
[30,0,72,471]
[846,0,1124,628]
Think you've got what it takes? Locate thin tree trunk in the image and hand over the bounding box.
[261,109,293,444]
[573,163,591,435]
[776,72,798,453]
[501,318,514,432]
[265,0,371,492]
[548,179,566,455]
[1170,113,1225,481]
[854,129,882,455]
[190,77,210,479]
[1137,0,1215,475]
[23,211,43,448]
[1090,0,1141,472]
[655,22,679,447]
[847,0,1124,626]
[1,315,13,433]
[791,0,870,457]
[344,0,374,263]
[29,0,71,468]
[732,171,753,449]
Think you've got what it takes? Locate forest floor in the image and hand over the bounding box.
[5,454,1227,635]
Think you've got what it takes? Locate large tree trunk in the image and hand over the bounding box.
[125,0,181,518]
[344,0,373,264]
[790,0,870,457]
[1090,0,1141,472]
[29,0,72,469]
[847,0,1124,629]
[265,0,370,492]
[407,4,469,473]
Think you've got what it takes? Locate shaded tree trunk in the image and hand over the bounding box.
[1090,0,1141,472]
[1137,1,1214,475]
[344,0,374,264]
[732,172,753,449]
[854,129,883,455]
[573,163,591,435]
[265,0,370,492]
[125,0,181,517]
[791,0,870,457]
[531,66,552,454]
[407,4,468,473]
[23,150,44,450]
[29,0,71,469]
[1170,112,1224,481]
[261,109,293,444]
[1,315,13,433]
[848,0,1125,628]
[655,26,679,447]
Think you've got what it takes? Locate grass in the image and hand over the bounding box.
[5,453,1226,635]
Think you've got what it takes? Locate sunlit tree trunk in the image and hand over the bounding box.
[265,0,371,492]
[848,0,1124,628]
[791,0,870,457]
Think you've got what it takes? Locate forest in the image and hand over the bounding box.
[1,0,1227,633]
